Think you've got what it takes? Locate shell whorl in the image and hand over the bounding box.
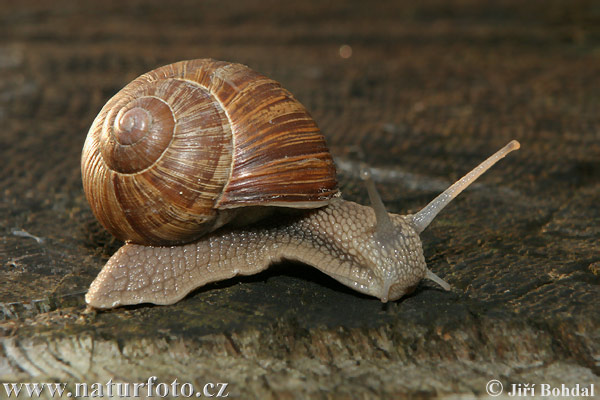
[82,59,338,245]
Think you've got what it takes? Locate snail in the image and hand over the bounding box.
[81,59,520,309]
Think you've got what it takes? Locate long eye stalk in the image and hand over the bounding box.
[360,167,394,234]
[412,140,520,234]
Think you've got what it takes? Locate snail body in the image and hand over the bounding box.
[82,59,520,309]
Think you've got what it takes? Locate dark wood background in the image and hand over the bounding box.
[1,0,598,398]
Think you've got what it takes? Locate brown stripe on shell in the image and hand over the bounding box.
[110,78,232,244]
[82,130,138,240]
[174,59,338,208]
[82,63,234,245]
[82,59,337,245]
[111,170,219,244]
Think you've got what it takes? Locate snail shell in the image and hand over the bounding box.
[81,59,338,245]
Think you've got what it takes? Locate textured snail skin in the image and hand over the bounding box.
[85,199,425,308]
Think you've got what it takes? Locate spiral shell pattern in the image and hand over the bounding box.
[82,59,338,245]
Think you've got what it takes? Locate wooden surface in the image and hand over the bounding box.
[1,0,599,398]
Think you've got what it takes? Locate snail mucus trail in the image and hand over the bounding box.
[81,59,520,309]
